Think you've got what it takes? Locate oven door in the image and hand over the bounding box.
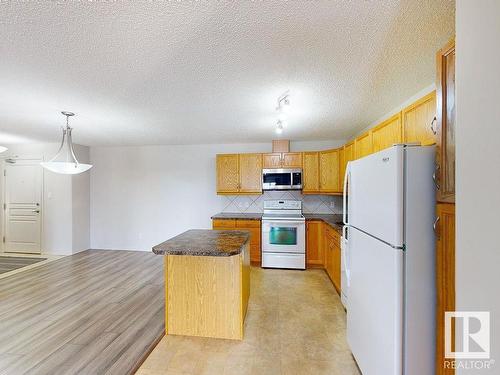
[262,220,305,253]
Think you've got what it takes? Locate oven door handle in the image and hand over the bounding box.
[262,220,305,225]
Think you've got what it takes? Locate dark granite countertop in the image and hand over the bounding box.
[211,213,263,220]
[303,214,344,232]
[211,212,343,232]
[152,229,250,257]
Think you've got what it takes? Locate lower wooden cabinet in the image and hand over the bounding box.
[306,221,341,293]
[324,224,341,292]
[213,219,261,264]
[435,203,455,375]
[306,221,323,267]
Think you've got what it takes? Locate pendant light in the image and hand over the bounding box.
[0,146,7,153]
[40,111,92,175]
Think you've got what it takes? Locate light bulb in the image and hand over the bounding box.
[275,121,284,134]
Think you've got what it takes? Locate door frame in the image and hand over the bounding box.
[1,155,45,254]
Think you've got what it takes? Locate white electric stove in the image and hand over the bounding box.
[261,200,305,269]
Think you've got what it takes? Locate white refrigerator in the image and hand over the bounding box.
[343,145,436,375]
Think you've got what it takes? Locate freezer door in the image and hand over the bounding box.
[349,145,404,247]
[347,228,403,375]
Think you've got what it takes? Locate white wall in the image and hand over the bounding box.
[90,140,344,251]
[72,144,91,253]
[456,1,500,373]
[0,143,90,255]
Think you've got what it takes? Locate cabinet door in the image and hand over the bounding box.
[435,203,455,375]
[331,238,341,291]
[339,147,345,187]
[263,153,282,168]
[341,142,355,190]
[302,152,320,193]
[319,149,340,193]
[372,113,402,153]
[325,237,333,279]
[403,91,437,146]
[355,132,373,159]
[236,220,261,264]
[216,154,239,194]
[306,221,323,267]
[239,153,262,193]
[282,152,302,168]
[436,40,455,203]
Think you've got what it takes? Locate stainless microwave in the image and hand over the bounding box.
[262,168,302,190]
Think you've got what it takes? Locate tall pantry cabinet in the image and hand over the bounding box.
[435,39,456,375]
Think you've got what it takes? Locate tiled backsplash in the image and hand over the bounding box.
[219,191,343,214]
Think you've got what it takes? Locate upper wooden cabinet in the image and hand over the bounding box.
[302,152,320,193]
[436,40,456,203]
[355,131,373,159]
[262,153,282,168]
[216,153,262,194]
[402,91,437,146]
[239,153,263,193]
[341,141,355,190]
[372,113,402,153]
[319,149,340,193]
[282,152,302,168]
[263,152,302,168]
[216,154,240,193]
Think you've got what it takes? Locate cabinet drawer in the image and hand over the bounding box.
[236,220,261,228]
[212,219,236,228]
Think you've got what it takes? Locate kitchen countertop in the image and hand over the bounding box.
[211,212,263,220]
[152,229,250,257]
[211,212,344,231]
[302,213,344,231]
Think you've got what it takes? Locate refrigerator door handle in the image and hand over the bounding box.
[342,226,350,287]
[343,162,350,225]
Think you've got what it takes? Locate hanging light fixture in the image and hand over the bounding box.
[40,111,92,175]
[0,146,7,153]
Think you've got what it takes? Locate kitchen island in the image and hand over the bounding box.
[152,229,250,340]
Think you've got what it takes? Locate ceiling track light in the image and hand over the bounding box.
[276,91,291,113]
[273,91,290,134]
[40,111,93,175]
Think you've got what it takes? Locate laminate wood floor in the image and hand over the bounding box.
[0,249,164,375]
[0,256,47,274]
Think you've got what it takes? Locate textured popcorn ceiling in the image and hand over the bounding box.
[0,1,454,146]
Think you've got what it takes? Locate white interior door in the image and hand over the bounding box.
[347,227,403,375]
[3,160,42,254]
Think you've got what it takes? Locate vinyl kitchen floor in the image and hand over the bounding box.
[137,267,360,375]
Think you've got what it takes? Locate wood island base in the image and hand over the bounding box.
[164,246,250,340]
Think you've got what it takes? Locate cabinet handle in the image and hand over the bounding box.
[430,116,437,135]
[433,164,440,190]
[433,216,441,240]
